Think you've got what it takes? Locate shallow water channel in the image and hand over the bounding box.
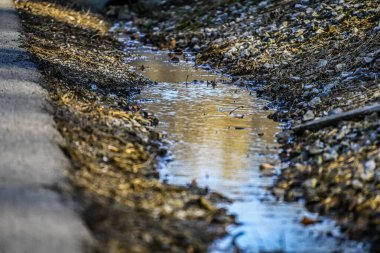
[118,32,368,252]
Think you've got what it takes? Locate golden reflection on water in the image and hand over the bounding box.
[132,51,279,189]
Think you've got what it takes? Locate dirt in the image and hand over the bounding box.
[15,1,233,252]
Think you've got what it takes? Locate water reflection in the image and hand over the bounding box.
[130,49,369,253]
[131,50,278,189]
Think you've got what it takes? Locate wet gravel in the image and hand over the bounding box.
[107,0,380,249]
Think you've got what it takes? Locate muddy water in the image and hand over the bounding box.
[117,36,368,251]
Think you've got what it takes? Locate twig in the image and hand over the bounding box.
[231,231,244,253]
[293,103,380,133]
[186,74,190,87]
[229,106,244,115]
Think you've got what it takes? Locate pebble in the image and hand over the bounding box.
[90,83,98,90]
[193,45,201,52]
[303,178,318,188]
[308,97,321,108]
[317,59,328,68]
[303,110,315,121]
[328,107,343,115]
[364,160,376,171]
[191,37,199,44]
[259,163,275,171]
[363,57,374,64]
[335,63,346,71]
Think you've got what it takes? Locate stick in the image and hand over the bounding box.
[292,104,380,133]
[186,74,190,88]
[231,231,244,253]
[229,106,244,115]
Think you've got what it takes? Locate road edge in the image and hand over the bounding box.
[0,0,93,252]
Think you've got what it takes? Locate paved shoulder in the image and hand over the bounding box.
[0,0,92,252]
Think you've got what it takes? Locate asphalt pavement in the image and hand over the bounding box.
[0,0,93,252]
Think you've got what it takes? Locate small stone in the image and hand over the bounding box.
[341,71,353,78]
[328,107,343,115]
[295,4,307,10]
[322,148,338,161]
[304,84,313,90]
[335,63,346,71]
[241,49,250,57]
[306,7,314,15]
[323,83,335,95]
[290,76,301,81]
[335,14,346,22]
[352,179,363,189]
[260,163,274,171]
[224,52,233,59]
[90,83,98,91]
[191,37,199,44]
[164,25,175,32]
[364,160,376,171]
[193,45,201,52]
[108,93,117,99]
[258,1,268,8]
[303,110,315,121]
[317,59,328,68]
[363,57,374,64]
[263,62,273,69]
[303,178,318,188]
[309,97,321,108]
[309,144,323,155]
[311,88,319,94]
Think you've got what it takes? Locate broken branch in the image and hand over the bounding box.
[293,104,380,133]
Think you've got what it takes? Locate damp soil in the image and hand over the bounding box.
[15,1,234,253]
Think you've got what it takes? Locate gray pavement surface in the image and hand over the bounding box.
[0,0,93,252]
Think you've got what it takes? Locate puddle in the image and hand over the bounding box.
[113,22,369,253]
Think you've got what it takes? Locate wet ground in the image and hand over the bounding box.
[116,27,370,252]
[130,1,380,248]
[13,0,379,251]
